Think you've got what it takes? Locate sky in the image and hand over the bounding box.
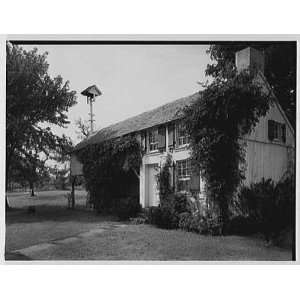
[22,44,212,144]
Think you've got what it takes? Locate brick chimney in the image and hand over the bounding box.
[235,47,265,74]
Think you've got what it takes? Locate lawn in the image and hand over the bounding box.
[5,190,293,261]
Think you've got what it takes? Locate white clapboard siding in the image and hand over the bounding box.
[242,100,295,186]
[243,140,294,185]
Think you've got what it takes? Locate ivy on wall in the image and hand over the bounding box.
[184,70,272,229]
[76,134,143,211]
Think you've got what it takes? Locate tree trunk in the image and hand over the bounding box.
[29,181,35,197]
[219,198,229,235]
[71,176,75,209]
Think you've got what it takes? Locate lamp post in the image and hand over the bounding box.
[81,85,102,134]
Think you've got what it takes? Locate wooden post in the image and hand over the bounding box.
[71,176,76,209]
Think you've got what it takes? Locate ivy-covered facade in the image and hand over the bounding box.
[71,47,295,209]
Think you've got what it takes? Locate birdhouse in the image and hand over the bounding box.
[81,85,102,104]
[81,84,102,134]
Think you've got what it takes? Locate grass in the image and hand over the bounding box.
[6,190,117,252]
[5,190,293,261]
[24,224,292,261]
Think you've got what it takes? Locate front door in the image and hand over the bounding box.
[146,164,159,207]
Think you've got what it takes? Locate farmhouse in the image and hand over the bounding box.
[71,47,295,208]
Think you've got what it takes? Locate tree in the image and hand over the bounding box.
[184,70,271,233]
[206,43,296,128]
[75,118,90,140]
[6,43,76,208]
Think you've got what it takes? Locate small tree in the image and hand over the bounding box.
[156,154,173,202]
[75,118,90,140]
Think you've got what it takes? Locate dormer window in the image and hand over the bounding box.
[177,122,189,147]
[149,128,158,151]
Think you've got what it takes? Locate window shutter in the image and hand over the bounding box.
[174,162,177,192]
[144,131,147,152]
[268,120,275,141]
[158,126,166,150]
[141,132,146,152]
[190,167,200,191]
[281,124,286,143]
[168,124,175,147]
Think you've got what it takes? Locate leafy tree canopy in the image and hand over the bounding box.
[206,43,296,128]
[6,43,77,192]
[184,69,271,230]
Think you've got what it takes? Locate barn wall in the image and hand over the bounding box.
[243,140,294,185]
[242,101,295,185]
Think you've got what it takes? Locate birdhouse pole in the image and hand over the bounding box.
[89,95,95,133]
[81,85,102,135]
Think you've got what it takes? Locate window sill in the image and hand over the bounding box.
[269,139,286,145]
[178,177,191,181]
[146,150,160,156]
[175,145,189,152]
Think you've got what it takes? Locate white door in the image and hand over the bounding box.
[146,164,159,207]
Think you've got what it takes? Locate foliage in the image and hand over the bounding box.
[236,177,295,240]
[6,43,76,199]
[206,43,296,127]
[178,198,222,235]
[115,196,141,220]
[184,70,271,230]
[226,215,259,236]
[146,193,189,229]
[77,134,142,212]
[155,154,174,201]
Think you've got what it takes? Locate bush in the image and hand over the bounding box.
[178,212,222,235]
[226,215,259,236]
[146,193,189,229]
[237,177,295,240]
[146,206,162,225]
[114,196,141,220]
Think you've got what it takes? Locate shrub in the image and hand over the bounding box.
[114,196,141,220]
[237,177,295,240]
[226,215,259,236]
[146,193,190,229]
[178,212,221,235]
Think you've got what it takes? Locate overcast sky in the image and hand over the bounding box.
[22,44,212,144]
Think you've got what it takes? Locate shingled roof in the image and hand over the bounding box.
[74,92,202,151]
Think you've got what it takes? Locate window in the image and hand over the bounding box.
[177,122,189,147]
[176,159,191,192]
[148,128,158,151]
[177,159,191,179]
[268,120,286,143]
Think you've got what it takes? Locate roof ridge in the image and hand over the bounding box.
[74,91,201,151]
[97,91,200,133]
